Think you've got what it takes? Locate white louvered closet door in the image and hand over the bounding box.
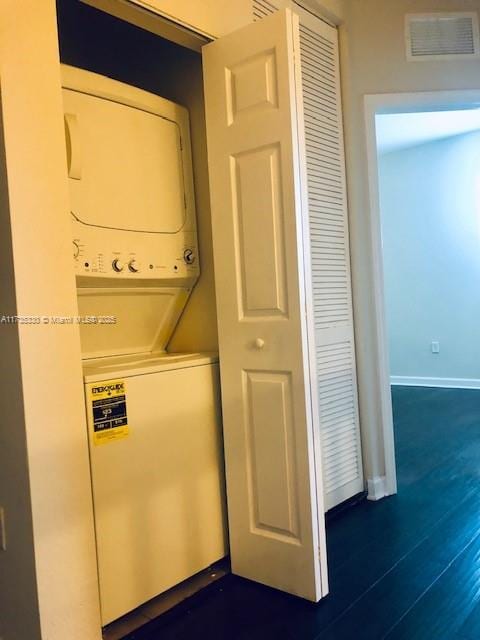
[298,8,363,511]
[253,1,364,510]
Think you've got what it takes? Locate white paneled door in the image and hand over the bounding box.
[203,9,328,601]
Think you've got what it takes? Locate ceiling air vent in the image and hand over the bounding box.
[406,12,480,61]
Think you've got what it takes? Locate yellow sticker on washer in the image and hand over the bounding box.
[88,379,129,445]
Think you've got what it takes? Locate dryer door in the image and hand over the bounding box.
[63,87,187,234]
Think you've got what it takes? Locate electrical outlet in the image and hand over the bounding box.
[0,507,6,551]
[431,341,440,354]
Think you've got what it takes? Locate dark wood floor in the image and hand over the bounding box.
[121,386,480,639]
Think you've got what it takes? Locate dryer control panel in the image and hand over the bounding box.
[72,220,199,284]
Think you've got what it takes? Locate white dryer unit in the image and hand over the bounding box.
[62,65,200,359]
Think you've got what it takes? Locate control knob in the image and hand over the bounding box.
[112,258,124,273]
[128,259,140,273]
[183,249,196,265]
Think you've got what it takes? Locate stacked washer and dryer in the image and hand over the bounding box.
[62,66,227,625]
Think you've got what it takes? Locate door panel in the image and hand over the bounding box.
[244,370,299,540]
[203,8,328,601]
[232,144,288,317]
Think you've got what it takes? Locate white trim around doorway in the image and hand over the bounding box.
[363,89,480,498]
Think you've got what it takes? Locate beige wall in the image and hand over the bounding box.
[339,0,480,483]
[0,2,101,638]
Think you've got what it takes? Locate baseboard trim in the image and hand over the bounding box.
[390,376,480,390]
[367,476,388,501]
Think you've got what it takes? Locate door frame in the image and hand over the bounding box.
[364,89,480,497]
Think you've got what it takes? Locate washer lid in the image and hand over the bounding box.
[83,351,219,382]
[63,87,187,234]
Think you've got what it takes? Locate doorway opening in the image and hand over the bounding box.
[365,91,480,494]
[375,102,480,507]
[376,105,480,495]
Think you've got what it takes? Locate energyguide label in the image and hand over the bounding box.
[88,379,129,445]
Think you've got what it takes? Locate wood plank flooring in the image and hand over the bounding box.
[119,386,480,640]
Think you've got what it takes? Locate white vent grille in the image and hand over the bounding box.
[406,13,480,60]
[298,15,363,510]
[252,0,277,20]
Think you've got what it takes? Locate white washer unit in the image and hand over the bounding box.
[83,353,227,625]
[62,67,227,625]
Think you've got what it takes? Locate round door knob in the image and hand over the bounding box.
[128,259,140,273]
[254,338,265,349]
[112,258,124,273]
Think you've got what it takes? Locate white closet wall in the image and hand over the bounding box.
[253,0,363,510]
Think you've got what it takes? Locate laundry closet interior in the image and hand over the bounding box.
[56,0,364,630]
